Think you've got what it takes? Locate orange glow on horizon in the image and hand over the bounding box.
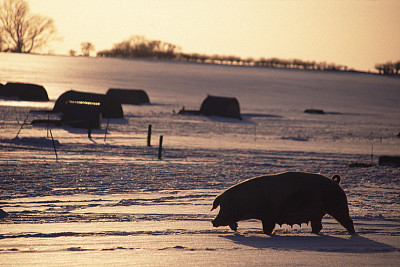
[25,0,400,71]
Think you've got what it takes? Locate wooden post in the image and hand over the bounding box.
[47,114,50,138]
[158,135,163,159]
[147,125,152,146]
[371,144,374,165]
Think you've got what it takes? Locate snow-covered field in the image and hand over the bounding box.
[0,53,399,266]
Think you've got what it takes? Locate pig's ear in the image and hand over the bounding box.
[331,175,341,184]
[211,195,221,211]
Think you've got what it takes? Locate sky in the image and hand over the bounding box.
[26,0,400,71]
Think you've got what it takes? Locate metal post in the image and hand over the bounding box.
[104,118,110,142]
[16,114,29,138]
[49,128,58,161]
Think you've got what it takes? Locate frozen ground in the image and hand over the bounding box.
[1,105,399,266]
[0,54,399,266]
[0,191,399,266]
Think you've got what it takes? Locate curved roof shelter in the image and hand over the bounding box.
[106,88,150,105]
[53,90,123,118]
[0,82,49,101]
[200,95,241,119]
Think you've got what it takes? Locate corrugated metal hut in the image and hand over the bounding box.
[53,90,123,118]
[1,82,49,101]
[199,95,241,119]
[62,101,101,129]
[106,88,150,105]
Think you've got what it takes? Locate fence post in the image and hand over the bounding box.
[147,125,152,146]
[158,135,163,159]
[47,114,50,138]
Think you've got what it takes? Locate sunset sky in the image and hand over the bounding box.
[27,0,399,71]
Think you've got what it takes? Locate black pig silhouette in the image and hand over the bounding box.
[211,172,355,235]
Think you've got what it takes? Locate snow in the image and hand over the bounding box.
[1,190,399,266]
[1,53,399,266]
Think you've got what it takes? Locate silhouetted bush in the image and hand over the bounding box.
[97,35,180,60]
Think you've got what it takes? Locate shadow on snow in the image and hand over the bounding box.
[222,233,397,253]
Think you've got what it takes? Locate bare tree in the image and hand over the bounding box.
[69,49,76,57]
[81,42,95,57]
[0,0,57,53]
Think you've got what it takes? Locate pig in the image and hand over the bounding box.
[211,171,355,235]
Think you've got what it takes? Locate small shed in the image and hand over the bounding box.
[1,82,49,101]
[200,95,241,119]
[53,90,123,118]
[106,88,150,105]
[62,101,101,129]
[304,109,325,114]
[379,156,400,167]
[0,83,4,98]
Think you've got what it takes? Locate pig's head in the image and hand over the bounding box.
[211,194,241,231]
[212,212,238,231]
[212,211,227,227]
[211,204,239,231]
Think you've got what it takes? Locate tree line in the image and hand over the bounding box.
[374,61,400,75]
[97,36,349,71]
[176,53,349,71]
